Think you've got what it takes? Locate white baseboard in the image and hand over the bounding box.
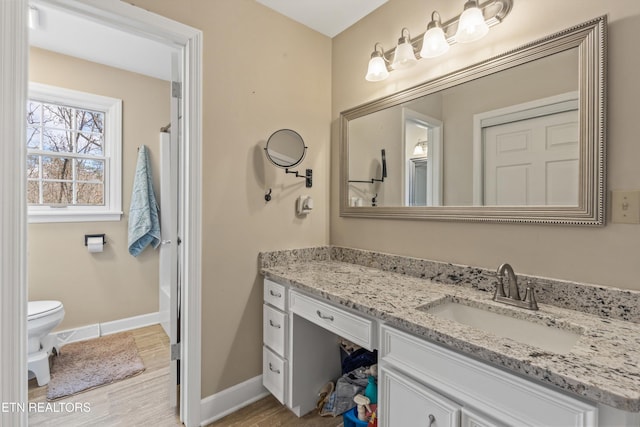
[199,375,269,426]
[55,323,101,347]
[54,312,160,346]
[100,312,160,336]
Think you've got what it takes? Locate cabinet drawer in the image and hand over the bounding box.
[264,278,286,311]
[379,366,460,427]
[263,304,287,356]
[289,290,374,350]
[380,325,597,426]
[461,407,508,427]
[263,346,287,404]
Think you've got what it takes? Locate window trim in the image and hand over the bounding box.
[27,83,123,223]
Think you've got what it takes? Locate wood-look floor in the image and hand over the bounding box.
[27,324,344,426]
[205,395,344,427]
[28,324,182,426]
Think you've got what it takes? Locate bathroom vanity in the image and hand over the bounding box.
[260,247,640,426]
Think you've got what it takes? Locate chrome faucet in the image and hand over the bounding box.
[493,263,538,310]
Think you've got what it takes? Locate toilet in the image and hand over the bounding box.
[27,300,65,386]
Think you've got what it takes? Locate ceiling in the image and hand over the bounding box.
[255,0,388,38]
[29,2,174,81]
[28,0,387,81]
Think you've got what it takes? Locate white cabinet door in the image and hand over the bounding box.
[379,366,460,427]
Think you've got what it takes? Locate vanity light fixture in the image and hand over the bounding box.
[392,28,418,70]
[420,12,450,59]
[28,7,40,30]
[412,141,428,156]
[455,0,490,43]
[364,0,513,82]
[365,43,390,82]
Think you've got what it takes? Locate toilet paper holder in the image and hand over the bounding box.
[84,234,106,246]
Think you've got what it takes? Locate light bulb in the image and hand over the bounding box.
[365,55,389,82]
[455,1,489,43]
[365,44,389,82]
[391,28,417,70]
[28,7,40,30]
[420,11,449,59]
[420,28,449,58]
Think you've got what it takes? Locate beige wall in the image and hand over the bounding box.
[28,47,169,330]
[332,1,640,290]
[127,0,332,398]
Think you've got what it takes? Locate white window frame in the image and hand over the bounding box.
[27,83,123,223]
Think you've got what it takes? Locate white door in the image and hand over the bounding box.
[159,53,181,410]
[159,128,179,408]
[483,110,579,206]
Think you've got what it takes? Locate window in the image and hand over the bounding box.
[27,83,122,223]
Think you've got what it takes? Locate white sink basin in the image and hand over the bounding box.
[421,300,581,355]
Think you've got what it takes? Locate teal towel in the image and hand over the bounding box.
[128,145,160,257]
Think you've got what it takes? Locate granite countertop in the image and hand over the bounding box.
[262,259,640,412]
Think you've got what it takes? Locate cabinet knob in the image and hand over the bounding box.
[427,414,435,427]
[269,290,282,298]
[269,320,281,329]
[316,310,334,321]
[268,363,280,374]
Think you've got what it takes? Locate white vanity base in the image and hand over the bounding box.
[262,277,640,425]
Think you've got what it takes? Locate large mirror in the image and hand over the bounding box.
[340,16,605,225]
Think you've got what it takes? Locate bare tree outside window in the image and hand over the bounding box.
[27,100,106,206]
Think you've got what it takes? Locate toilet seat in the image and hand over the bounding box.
[28,300,63,320]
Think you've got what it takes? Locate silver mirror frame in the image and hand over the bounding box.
[340,16,606,225]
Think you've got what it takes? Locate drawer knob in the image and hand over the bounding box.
[269,320,281,329]
[268,363,281,374]
[427,414,435,427]
[269,290,282,298]
[316,310,334,321]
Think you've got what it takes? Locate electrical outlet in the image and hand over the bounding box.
[611,190,640,224]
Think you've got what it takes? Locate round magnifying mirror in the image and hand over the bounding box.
[264,129,306,168]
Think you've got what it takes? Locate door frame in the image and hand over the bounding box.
[401,108,443,207]
[0,1,203,426]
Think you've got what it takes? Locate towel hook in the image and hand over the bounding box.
[264,188,272,202]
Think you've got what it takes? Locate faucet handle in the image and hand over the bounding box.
[522,280,539,310]
[494,276,507,299]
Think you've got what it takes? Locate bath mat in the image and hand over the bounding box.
[46,331,145,401]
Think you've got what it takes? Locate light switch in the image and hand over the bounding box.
[611,190,640,224]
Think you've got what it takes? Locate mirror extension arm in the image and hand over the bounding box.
[285,168,313,188]
[349,149,387,184]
